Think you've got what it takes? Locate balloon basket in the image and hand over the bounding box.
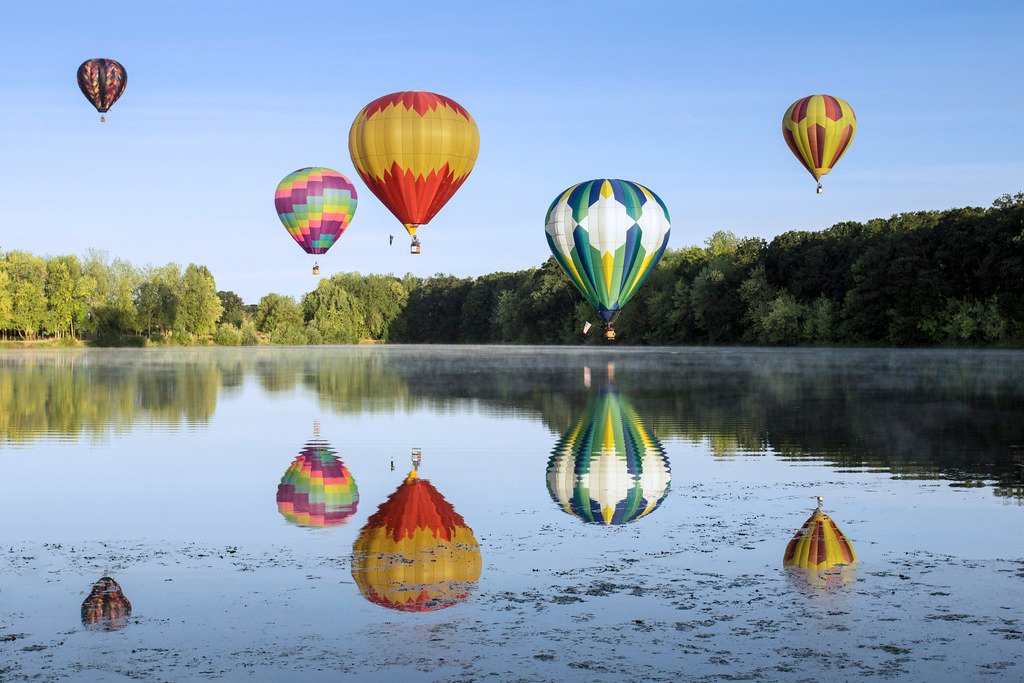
[410,237,421,254]
[100,116,106,123]
[816,182,823,195]
[312,263,320,276]
[604,328,616,341]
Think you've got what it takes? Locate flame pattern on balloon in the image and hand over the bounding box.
[77,58,127,114]
[349,91,479,238]
[275,168,358,255]
[547,388,671,525]
[277,440,359,527]
[545,179,671,323]
[782,94,857,183]
[351,470,481,612]
[783,505,857,571]
[81,576,132,631]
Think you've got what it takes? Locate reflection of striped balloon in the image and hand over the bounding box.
[277,440,359,528]
[275,168,358,255]
[783,506,857,570]
[351,470,481,612]
[348,91,479,238]
[81,576,132,631]
[545,179,671,323]
[781,94,857,183]
[547,387,671,525]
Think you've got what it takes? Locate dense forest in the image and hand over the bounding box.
[2,193,1022,347]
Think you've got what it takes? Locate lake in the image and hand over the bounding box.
[1,346,1023,681]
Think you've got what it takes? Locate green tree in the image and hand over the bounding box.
[217,290,247,327]
[4,251,48,339]
[254,293,303,334]
[177,264,222,336]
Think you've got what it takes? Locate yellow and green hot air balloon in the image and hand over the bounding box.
[545,179,671,340]
[784,497,857,587]
[351,469,481,612]
[547,387,671,525]
[782,94,857,193]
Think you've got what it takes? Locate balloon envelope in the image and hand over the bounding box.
[547,387,671,525]
[348,91,479,237]
[781,94,857,182]
[351,470,481,612]
[77,59,127,114]
[275,168,358,255]
[545,179,671,322]
[81,576,132,631]
[277,439,359,527]
[783,505,857,571]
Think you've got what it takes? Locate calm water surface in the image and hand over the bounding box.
[1,346,1023,681]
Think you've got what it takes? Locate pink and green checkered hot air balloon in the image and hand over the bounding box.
[275,167,357,275]
[277,439,359,528]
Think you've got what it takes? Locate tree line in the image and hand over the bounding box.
[2,192,1022,346]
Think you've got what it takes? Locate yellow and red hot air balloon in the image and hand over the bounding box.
[348,91,480,254]
[783,497,857,587]
[782,94,857,193]
[351,469,481,612]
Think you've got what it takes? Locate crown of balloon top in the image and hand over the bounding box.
[361,91,473,120]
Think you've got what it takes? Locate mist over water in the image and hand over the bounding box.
[1,347,1022,680]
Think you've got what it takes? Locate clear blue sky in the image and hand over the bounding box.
[1,1,1021,303]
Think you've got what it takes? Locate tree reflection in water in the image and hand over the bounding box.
[2,348,1021,500]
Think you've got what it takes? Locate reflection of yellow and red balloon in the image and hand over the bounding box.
[81,576,132,630]
[348,91,479,251]
[351,470,481,612]
[781,94,857,192]
[784,499,857,588]
[277,440,358,528]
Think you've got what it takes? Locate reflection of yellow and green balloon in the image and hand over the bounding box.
[351,470,481,612]
[547,388,671,525]
[277,440,358,528]
[784,499,857,587]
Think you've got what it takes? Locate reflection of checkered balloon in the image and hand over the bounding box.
[277,440,359,527]
[545,179,671,323]
[275,168,358,255]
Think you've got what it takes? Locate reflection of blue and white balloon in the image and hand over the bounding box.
[546,387,671,525]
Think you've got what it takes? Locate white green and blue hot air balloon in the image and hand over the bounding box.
[545,179,671,337]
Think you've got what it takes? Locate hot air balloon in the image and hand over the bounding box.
[547,387,671,525]
[275,168,358,275]
[77,59,127,123]
[545,179,671,341]
[782,94,857,194]
[277,438,359,528]
[351,467,481,612]
[81,575,132,630]
[349,91,480,254]
[783,497,857,587]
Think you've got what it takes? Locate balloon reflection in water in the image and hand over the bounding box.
[783,497,857,588]
[547,387,671,525]
[81,576,132,630]
[277,439,359,528]
[351,469,481,612]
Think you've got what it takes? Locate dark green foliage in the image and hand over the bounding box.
[1,195,1022,347]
